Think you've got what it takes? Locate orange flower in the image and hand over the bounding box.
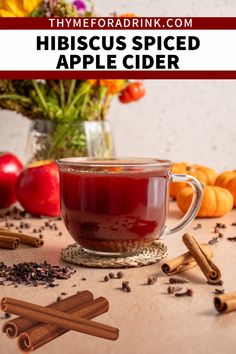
[99,80,126,95]
[88,79,97,86]
[120,13,137,17]
[88,80,127,95]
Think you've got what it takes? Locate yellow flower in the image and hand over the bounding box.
[0,0,41,17]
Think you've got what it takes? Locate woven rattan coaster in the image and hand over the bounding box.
[61,241,167,268]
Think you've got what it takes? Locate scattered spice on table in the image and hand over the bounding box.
[109,272,115,279]
[208,236,219,245]
[207,280,224,286]
[193,223,202,230]
[169,277,189,284]
[227,237,236,242]
[81,277,87,281]
[117,271,124,279]
[4,312,11,319]
[167,286,183,294]
[122,281,131,293]
[231,222,236,226]
[216,223,227,229]
[214,288,225,295]
[104,276,109,282]
[175,288,193,297]
[0,261,76,287]
[147,275,158,285]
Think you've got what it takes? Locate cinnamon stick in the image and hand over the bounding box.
[17,297,109,353]
[162,244,213,275]
[0,235,20,249]
[2,291,93,338]
[214,292,236,313]
[182,233,221,283]
[0,229,43,247]
[1,297,119,341]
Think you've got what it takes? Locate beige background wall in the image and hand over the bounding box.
[0,0,236,171]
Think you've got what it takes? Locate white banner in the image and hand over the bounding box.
[0,29,235,71]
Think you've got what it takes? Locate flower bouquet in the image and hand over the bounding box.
[0,1,145,161]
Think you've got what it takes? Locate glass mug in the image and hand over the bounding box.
[57,157,203,256]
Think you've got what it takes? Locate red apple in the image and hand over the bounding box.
[0,152,23,208]
[16,160,60,217]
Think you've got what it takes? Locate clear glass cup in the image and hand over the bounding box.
[57,157,203,256]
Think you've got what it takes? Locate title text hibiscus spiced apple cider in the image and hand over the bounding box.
[57,157,203,256]
[36,35,200,70]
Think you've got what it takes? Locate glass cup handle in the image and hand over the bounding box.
[166,173,203,235]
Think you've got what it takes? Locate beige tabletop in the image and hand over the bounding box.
[0,202,236,354]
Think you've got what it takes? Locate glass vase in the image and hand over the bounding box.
[26,120,115,162]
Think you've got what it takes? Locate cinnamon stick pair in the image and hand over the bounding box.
[214,292,236,314]
[0,235,20,249]
[182,233,221,283]
[0,228,43,248]
[162,243,212,275]
[1,291,118,352]
[162,233,221,284]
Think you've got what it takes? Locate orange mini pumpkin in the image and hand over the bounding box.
[169,162,188,199]
[170,163,217,199]
[192,164,217,186]
[176,185,233,218]
[215,170,236,207]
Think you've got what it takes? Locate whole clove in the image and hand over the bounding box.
[208,236,219,245]
[231,222,236,226]
[175,288,193,297]
[207,280,224,286]
[216,223,226,229]
[214,288,225,295]
[167,286,183,294]
[122,281,131,293]
[169,277,189,284]
[227,237,236,242]
[193,223,202,230]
